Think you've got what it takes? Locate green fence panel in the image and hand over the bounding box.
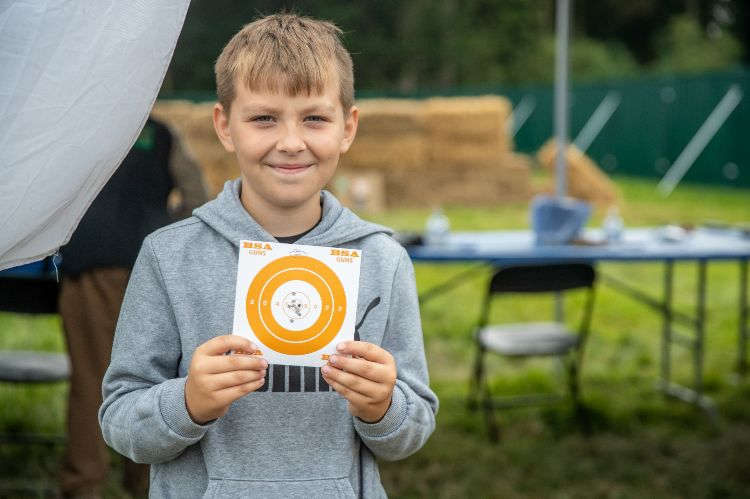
[507,68,749,189]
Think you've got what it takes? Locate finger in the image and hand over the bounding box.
[204,369,267,392]
[328,355,392,384]
[213,377,267,405]
[335,341,392,364]
[196,353,268,375]
[197,334,257,356]
[323,373,373,407]
[321,365,377,398]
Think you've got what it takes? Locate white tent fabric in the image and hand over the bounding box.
[0,0,191,270]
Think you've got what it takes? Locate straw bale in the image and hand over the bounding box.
[423,95,512,142]
[152,100,238,196]
[327,170,386,214]
[150,97,529,205]
[384,154,531,207]
[537,139,620,207]
[428,133,513,168]
[339,135,426,172]
[200,153,239,197]
[354,99,425,135]
[152,100,215,137]
[423,95,513,168]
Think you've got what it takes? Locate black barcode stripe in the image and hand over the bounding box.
[288,366,301,392]
[304,367,316,392]
[260,364,335,393]
[257,368,269,392]
[318,368,330,391]
[272,365,286,392]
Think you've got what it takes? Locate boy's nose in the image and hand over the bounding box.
[276,124,306,154]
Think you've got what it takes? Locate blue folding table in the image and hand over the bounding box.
[406,226,750,417]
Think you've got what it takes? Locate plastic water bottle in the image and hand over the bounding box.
[602,206,624,243]
[424,207,450,246]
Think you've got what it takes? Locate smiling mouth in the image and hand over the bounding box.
[268,163,312,174]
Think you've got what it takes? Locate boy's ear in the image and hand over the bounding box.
[339,106,358,154]
[213,103,235,153]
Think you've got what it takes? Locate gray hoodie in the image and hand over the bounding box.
[99,179,438,498]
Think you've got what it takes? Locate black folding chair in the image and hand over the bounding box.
[469,263,597,442]
[0,265,69,495]
[0,267,69,442]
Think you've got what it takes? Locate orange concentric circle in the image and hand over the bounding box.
[246,255,346,355]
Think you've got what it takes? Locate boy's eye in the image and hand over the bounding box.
[304,115,327,123]
[251,115,274,123]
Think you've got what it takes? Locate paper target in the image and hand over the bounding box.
[246,255,346,355]
[233,241,362,367]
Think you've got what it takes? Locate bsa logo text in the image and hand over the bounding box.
[243,241,272,255]
[330,248,360,263]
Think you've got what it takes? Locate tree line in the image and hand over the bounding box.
[164,0,748,95]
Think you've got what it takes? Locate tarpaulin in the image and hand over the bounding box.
[0,0,191,270]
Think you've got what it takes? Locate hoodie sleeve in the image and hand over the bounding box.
[353,248,438,460]
[99,235,211,464]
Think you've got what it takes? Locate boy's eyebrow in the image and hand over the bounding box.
[237,103,337,115]
[300,103,337,114]
[238,104,279,115]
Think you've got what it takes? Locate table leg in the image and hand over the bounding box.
[738,258,748,377]
[656,260,717,421]
[694,260,706,397]
[660,260,673,388]
[592,262,723,418]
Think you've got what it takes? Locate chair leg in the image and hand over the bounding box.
[469,343,501,442]
[483,383,500,443]
[468,343,485,410]
[567,356,592,437]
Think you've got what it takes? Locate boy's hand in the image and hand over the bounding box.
[321,341,397,423]
[185,335,268,424]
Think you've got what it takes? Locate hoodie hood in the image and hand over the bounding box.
[194,179,391,248]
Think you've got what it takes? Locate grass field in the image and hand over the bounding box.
[1,175,749,498]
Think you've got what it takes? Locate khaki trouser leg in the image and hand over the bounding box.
[58,268,148,496]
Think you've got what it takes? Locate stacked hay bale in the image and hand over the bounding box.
[329,171,387,214]
[419,95,530,205]
[335,95,531,207]
[537,139,620,208]
[151,100,238,197]
[336,99,426,208]
[152,95,535,208]
[423,96,513,165]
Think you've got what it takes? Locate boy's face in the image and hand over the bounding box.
[213,81,358,217]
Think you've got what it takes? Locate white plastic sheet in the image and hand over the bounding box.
[0,0,191,270]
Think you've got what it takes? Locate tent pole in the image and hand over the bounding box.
[554,0,571,199]
[553,0,572,322]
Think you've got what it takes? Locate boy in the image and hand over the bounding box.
[99,12,438,499]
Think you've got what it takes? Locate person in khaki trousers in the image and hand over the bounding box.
[58,117,209,499]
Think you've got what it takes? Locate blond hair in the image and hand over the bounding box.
[215,13,354,115]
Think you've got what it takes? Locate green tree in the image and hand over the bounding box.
[163,1,748,95]
[653,14,742,73]
[508,35,639,84]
